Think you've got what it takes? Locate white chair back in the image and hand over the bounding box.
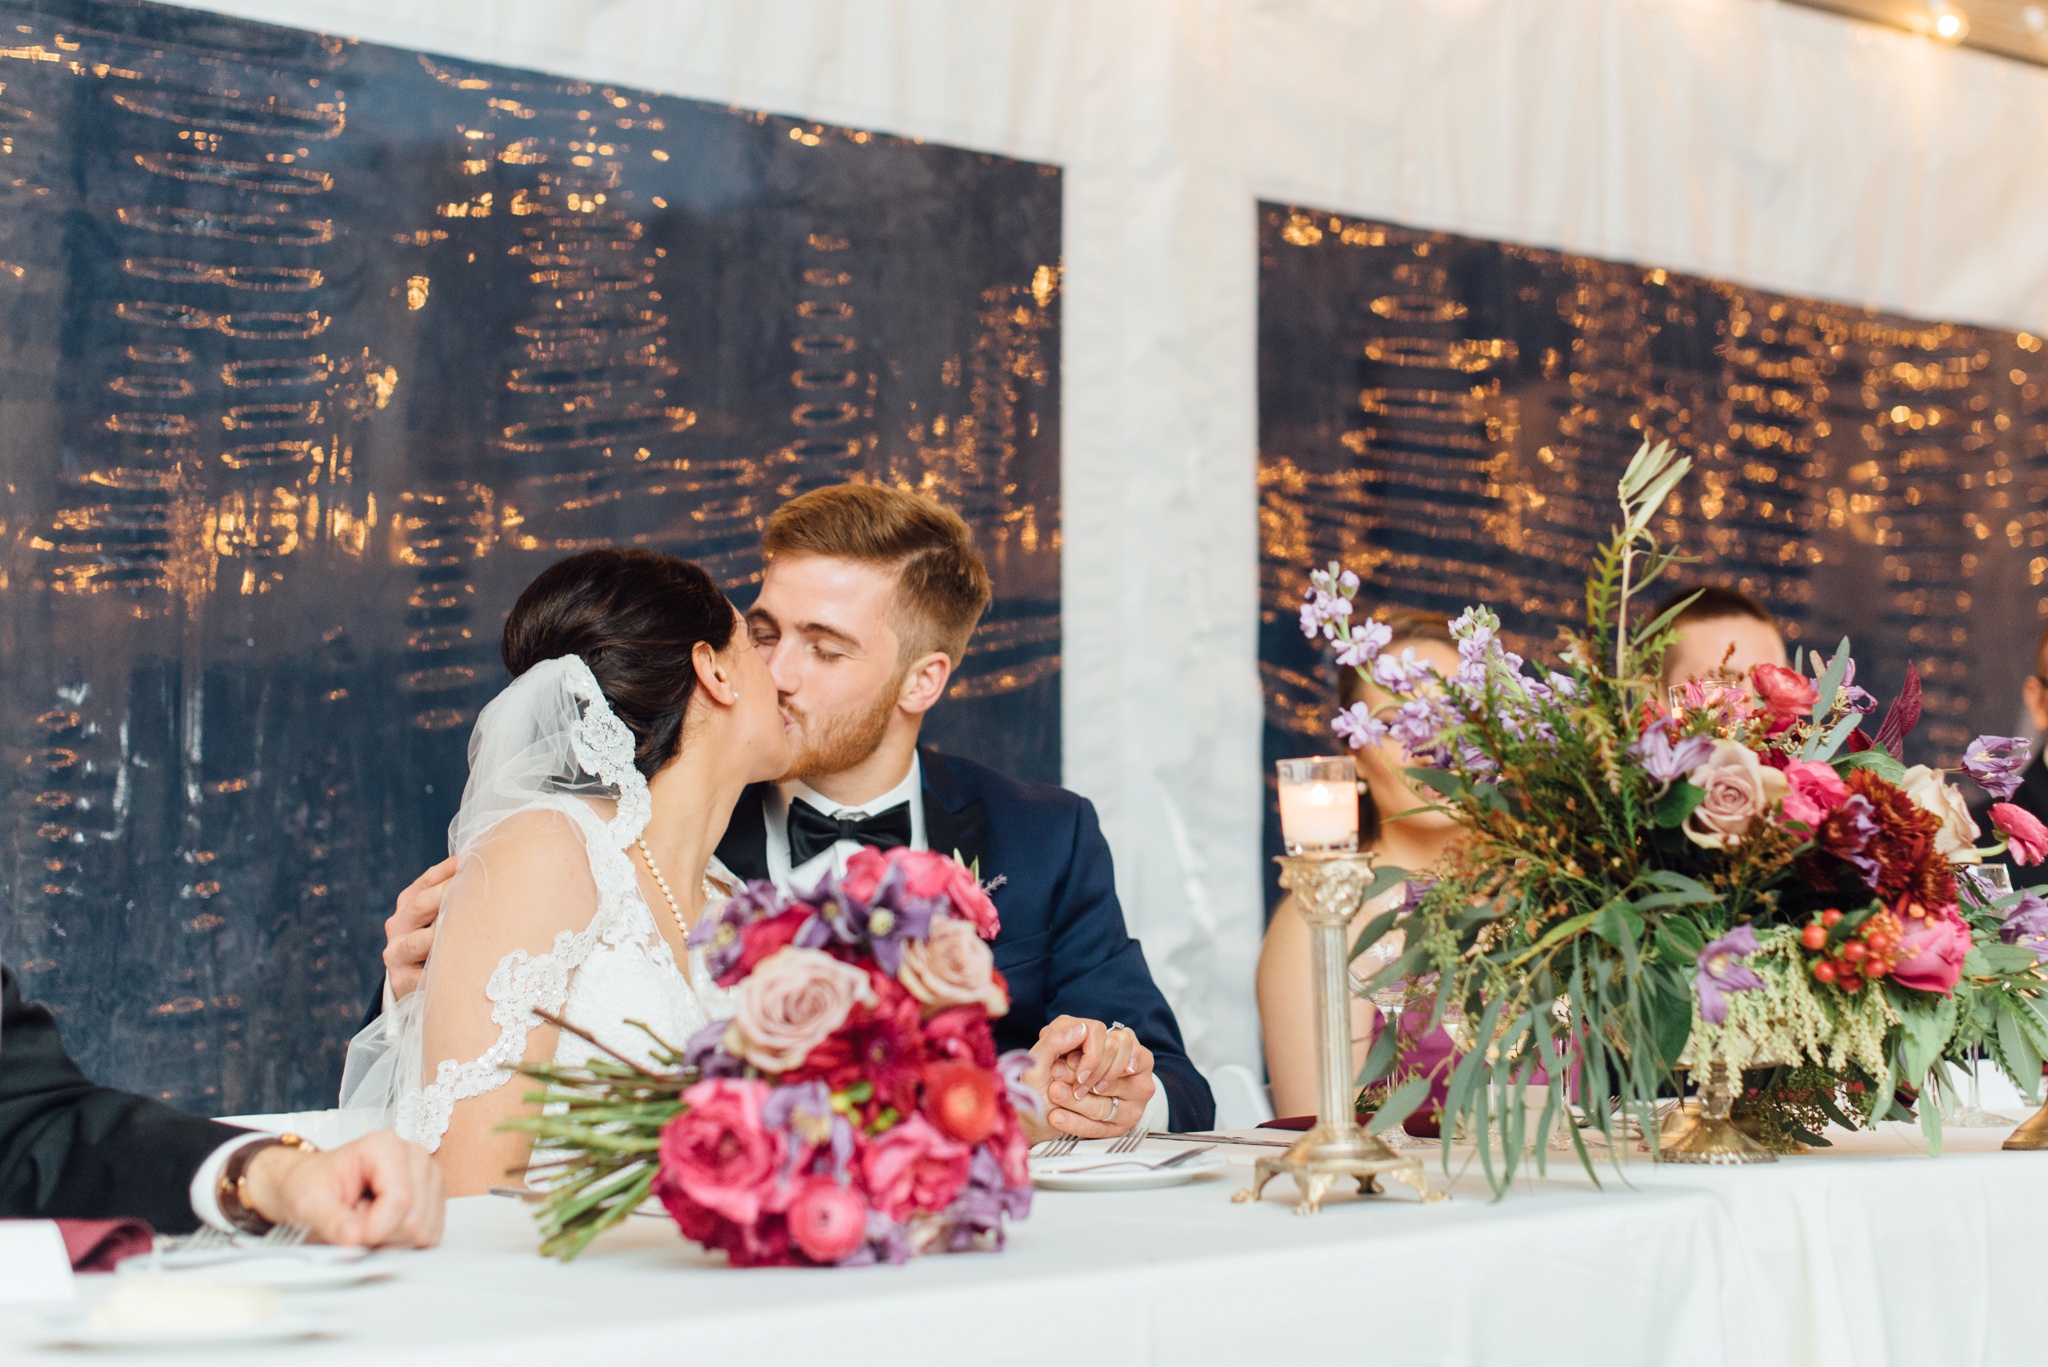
[1203,1062,1276,1130]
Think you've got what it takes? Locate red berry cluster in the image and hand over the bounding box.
[1801,907,1901,993]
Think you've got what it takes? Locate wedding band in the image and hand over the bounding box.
[1108,1096,1121,1122]
[1108,1020,1127,1034]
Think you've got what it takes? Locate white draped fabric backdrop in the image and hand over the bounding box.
[171,0,2048,1086]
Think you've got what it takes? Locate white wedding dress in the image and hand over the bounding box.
[340,656,730,1155]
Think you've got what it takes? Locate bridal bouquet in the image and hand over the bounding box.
[1300,439,2048,1184]
[512,846,1037,1264]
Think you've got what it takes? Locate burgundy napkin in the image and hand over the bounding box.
[55,1218,154,1272]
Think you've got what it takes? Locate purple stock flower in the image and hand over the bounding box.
[1331,701,1388,751]
[1334,617,1392,668]
[1454,742,1499,778]
[1963,735,2033,803]
[1694,924,1766,1027]
[1372,646,1435,693]
[2000,889,2048,963]
[1631,718,1717,785]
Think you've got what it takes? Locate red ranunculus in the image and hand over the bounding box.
[922,1058,1001,1144]
[784,1178,869,1263]
[1751,663,1819,722]
[858,1113,972,1222]
[733,909,810,981]
[841,846,889,904]
[922,1005,999,1067]
[1992,803,2048,866]
[658,1079,788,1225]
[1890,903,1971,995]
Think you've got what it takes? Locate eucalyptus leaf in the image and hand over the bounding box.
[1591,896,1646,949]
[1651,782,1706,829]
[1366,1076,1432,1136]
[1810,638,1851,724]
[1998,1005,2044,1104]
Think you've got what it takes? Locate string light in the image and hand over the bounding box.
[1928,2,1969,43]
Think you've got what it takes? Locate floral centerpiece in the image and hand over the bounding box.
[1299,438,2048,1184]
[510,846,1037,1264]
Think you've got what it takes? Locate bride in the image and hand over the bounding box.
[341,548,792,1195]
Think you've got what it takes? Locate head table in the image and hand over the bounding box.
[4,1125,2042,1366]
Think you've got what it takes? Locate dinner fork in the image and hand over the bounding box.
[1106,1125,1149,1155]
[1031,1135,1079,1158]
[1062,1144,1215,1174]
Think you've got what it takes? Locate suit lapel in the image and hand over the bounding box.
[920,747,989,873]
[714,782,773,882]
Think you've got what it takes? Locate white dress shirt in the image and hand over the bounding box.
[187,1131,279,1232]
[765,753,927,890]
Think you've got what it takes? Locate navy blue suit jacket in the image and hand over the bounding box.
[716,747,1215,1131]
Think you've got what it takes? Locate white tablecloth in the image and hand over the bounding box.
[6,1125,2045,1366]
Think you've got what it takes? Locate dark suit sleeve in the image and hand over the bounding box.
[1,967,241,1233]
[1039,800,1216,1131]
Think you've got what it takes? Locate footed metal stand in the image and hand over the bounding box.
[1233,851,1444,1213]
[1660,1060,1775,1165]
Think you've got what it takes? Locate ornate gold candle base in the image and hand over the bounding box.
[2000,1095,2048,1150]
[1234,850,1443,1212]
[1233,1121,1437,1214]
[1660,1060,1774,1165]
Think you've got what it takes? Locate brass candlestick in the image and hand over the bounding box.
[1234,851,1442,1213]
[2001,1095,2048,1150]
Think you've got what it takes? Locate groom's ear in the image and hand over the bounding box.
[895,650,953,717]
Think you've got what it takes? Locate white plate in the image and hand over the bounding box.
[30,1310,327,1350]
[1029,1148,1229,1192]
[115,1251,394,1290]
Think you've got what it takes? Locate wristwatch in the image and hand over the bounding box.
[216,1132,317,1235]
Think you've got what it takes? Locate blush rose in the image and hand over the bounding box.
[898,915,1009,1018]
[1899,765,1982,865]
[726,946,875,1073]
[1683,739,1789,850]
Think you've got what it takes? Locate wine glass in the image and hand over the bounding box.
[1350,926,1417,1146]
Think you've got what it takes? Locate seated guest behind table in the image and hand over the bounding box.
[1655,583,1790,689]
[1995,619,2048,889]
[1,966,444,1244]
[1257,609,1464,1118]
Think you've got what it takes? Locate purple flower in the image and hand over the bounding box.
[763,1080,856,1181]
[682,1017,747,1078]
[1631,717,1717,785]
[837,1210,914,1267]
[933,1146,1032,1253]
[1331,701,1388,751]
[997,1048,1045,1123]
[1821,792,1883,889]
[1395,878,1434,918]
[687,879,791,980]
[2000,889,2048,963]
[1963,735,2033,803]
[1334,617,1392,668]
[1372,646,1435,692]
[1298,583,1353,641]
[1385,696,1450,761]
[1455,742,1499,778]
[1694,924,1766,1027]
[793,866,936,975]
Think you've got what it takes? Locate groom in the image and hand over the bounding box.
[383,483,1214,1136]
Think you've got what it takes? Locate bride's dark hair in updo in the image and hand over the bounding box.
[502,547,737,779]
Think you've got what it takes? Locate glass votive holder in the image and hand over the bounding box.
[1275,756,1360,854]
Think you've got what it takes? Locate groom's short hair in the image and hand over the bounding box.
[763,483,993,665]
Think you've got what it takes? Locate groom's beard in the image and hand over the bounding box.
[780,683,898,784]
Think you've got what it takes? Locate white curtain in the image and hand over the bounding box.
[173,0,2048,1079]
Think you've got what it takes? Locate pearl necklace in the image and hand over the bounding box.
[634,837,689,939]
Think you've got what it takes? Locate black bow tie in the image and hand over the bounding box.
[786,797,914,867]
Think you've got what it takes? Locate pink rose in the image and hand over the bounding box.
[1683,739,1790,850]
[895,850,1002,939]
[1751,663,1819,728]
[858,1113,972,1222]
[784,1178,869,1263]
[727,946,875,1073]
[1890,905,1972,995]
[660,1079,787,1225]
[898,915,1009,1018]
[841,846,891,905]
[1779,759,1849,832]
[1992,803,2048,866]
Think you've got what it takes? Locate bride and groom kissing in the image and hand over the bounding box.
[350,482,1214,1194]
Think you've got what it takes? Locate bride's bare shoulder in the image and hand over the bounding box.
[455,807,600,904]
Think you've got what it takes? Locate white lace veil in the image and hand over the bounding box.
[337,655,651,1130]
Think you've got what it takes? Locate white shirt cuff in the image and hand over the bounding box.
[1141,1080,1171,1131]
[188,1131,277,1232]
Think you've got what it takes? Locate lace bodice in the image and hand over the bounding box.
[392,797,732,1151]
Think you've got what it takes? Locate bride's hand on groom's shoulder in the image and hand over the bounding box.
[384,856,457,999]
[1020,1016,1157,1142]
